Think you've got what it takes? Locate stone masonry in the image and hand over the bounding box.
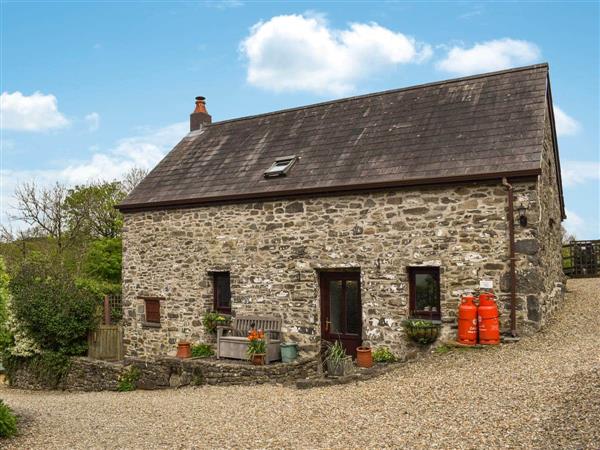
[122,133,565,360]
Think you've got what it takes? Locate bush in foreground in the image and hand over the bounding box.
[9,259,100,356]
[0,399,17,438]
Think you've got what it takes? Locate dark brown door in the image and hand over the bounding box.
[320,271,362,357]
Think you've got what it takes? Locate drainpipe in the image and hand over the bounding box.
[501,177,518,337]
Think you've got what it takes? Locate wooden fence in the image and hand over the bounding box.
[562,240,600,278]
[88,325,124,361]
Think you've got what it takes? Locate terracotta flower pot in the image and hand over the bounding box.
[176,341,192,359]
[356,346,373,368]
[250,353,266,366]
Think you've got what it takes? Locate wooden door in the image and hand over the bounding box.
[320,271,362,357]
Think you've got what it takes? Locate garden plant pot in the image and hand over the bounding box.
[326,355,353,377]
[250,353,266,366]
[406,323,440,345]
[176,341,192,359]
[356,346,373,368]
[280,342,299,363]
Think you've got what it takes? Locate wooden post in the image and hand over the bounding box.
[104,295,111,325]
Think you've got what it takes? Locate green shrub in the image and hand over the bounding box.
[9,259,100,356]
[117,366,141,392]
[0,257,11,354]
[372,346,396,363]
[0,399,17,438]
[191,343,214,358]
[202,312,231,335]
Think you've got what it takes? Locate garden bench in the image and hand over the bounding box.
[217,316,282,364]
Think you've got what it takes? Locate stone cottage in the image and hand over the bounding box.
[118,63,566,359]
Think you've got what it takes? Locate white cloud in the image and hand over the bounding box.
[84,112,100,132]
[240,14,432,95]
[60,122,187,185]
[563,209,585,238]
[0,91,70,131]
[436,38,541,75]
[1,122,187,227]
[561,160,600,187]
[553,106,581,136]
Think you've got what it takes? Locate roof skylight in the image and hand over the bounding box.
[264,155,297,178]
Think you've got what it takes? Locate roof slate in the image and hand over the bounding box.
[119,64,551,211]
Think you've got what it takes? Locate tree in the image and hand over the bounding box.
[561,225,576,244]
[83,238,122,284]
[65,181,126,239]
[11,182,79,253]
[121,167,148,194]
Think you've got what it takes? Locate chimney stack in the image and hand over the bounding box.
[190,96,212,131]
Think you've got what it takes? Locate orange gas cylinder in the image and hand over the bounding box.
[458,294,478,345]
[478,292,500,345]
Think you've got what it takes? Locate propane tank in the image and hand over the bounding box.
[458,294,478,345]
[478,292,500,345]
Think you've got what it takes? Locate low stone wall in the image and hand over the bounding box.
[6,355,319,391]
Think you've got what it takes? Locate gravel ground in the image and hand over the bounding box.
[2,278,599,449]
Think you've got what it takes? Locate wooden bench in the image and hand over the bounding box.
[217,316,282,364]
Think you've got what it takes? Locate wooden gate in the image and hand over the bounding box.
[563,240,600,278]
[88,325,123,361]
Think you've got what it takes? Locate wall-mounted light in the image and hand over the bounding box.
[517,204,528,227]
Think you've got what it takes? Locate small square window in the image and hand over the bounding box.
[264,155,297,178]
[143,298,161,323]
[213,272,231,314]
[408,267,441,320]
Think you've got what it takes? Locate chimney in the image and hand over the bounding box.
[190,96,212,131]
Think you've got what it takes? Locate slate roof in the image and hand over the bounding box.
[119,64,563,213]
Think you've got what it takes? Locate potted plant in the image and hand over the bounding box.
[402,319,441,345]
[203,312,231,335]
[323,340,353,377]
[247,329,267,365]
[176,340,192,359]
[356,346,373,368]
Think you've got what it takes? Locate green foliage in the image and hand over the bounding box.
[202,312,231,335]
[65,182,126,239]
[2,351,71,389]
[117,366,141,392]
[434,344,453,355]
[372,346,396,363]
[402,319,440,345]
[0,399,17,438]
[323,340,347,364]
[191,343,214,358]
[82,238,122,284]
[9,259,100,355]
[75,277,120,302]
[0,257,12,353]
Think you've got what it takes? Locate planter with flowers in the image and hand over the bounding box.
[247,329,267,365]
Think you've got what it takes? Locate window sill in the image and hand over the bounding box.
[141,321,161,329]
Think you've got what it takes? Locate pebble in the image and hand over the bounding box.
[1,278,598,449]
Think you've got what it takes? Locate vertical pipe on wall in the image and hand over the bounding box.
[502,177,518,337]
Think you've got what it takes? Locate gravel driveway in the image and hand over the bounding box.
[2,278,599,449]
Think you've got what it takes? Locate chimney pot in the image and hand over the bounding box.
[190,95,211,131]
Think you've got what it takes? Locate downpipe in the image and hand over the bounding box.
[502,177,518,337]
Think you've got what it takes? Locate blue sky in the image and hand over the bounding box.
[1,1,598,238]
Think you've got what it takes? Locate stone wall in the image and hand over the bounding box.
[6,356,318,391]
[122,174,563,359]
[526,110,565,329]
